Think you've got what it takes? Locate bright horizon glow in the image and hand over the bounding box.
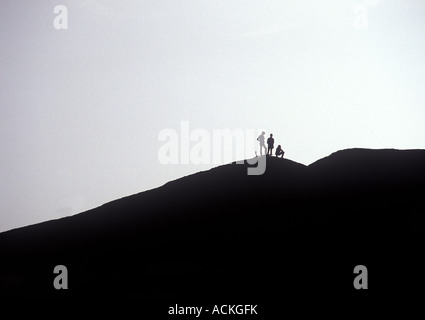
[1,0,425,232]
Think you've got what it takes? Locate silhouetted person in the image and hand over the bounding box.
[267,134,274,156]
[275,145,284,158]
[257,131,267,156]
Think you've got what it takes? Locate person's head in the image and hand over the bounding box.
[278,145,281,148]
[270,134,273,137]
[261,131,265,135]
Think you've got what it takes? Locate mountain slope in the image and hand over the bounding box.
[1,149,424,308]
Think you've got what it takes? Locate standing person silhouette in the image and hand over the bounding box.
[267,134,274,156]
[257,131,267,156]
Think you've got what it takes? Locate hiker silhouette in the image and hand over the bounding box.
[267,134,274,156]
[275,145,284,158]
[257,131,267,156]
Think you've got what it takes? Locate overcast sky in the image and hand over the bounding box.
[1,0,425,232]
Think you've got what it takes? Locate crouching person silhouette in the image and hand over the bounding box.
[275,145,285,158]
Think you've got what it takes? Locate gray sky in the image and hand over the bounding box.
[1,0,425,232]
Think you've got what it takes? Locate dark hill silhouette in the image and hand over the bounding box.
[1,148,424,312]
